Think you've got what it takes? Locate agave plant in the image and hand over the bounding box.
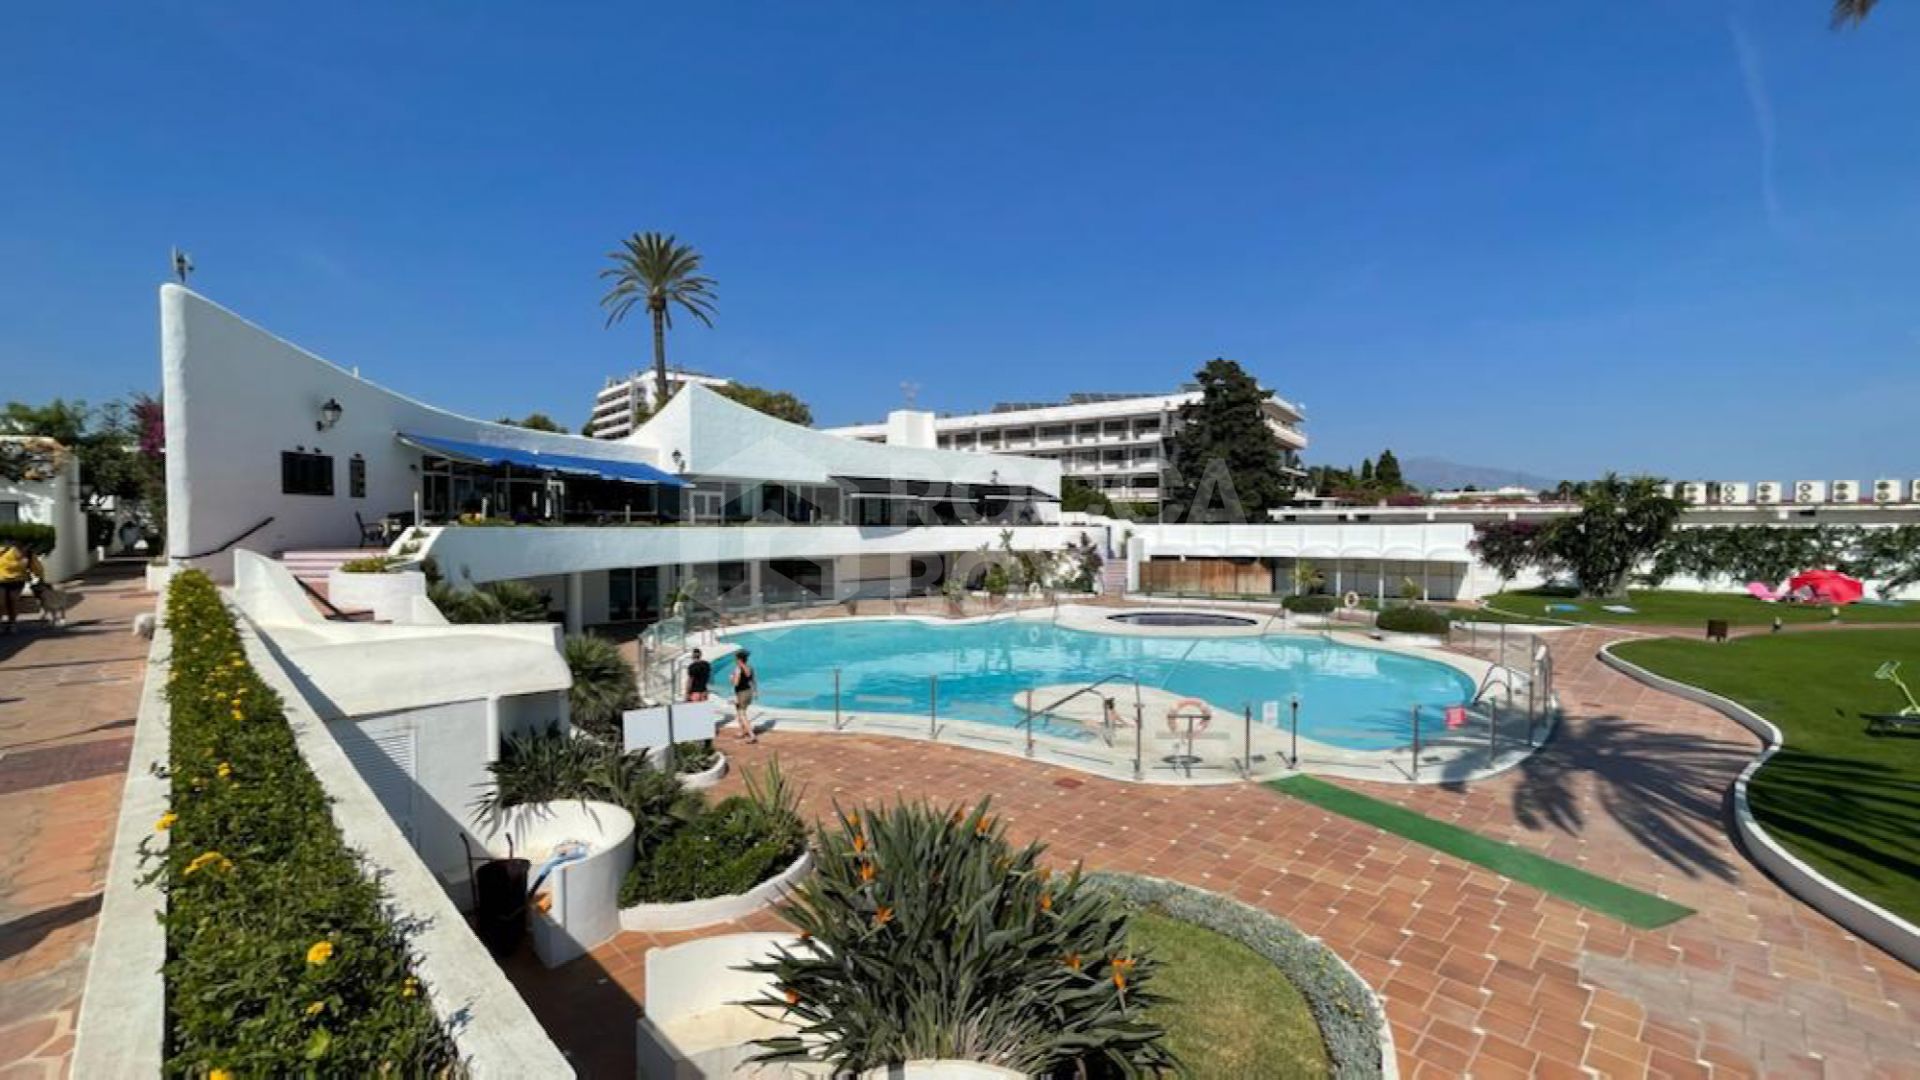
[742,799,1174,1075]
[563,633,640,739]
[429,580,551,624]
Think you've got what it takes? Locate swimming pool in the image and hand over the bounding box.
[1107,611,1257,627]
[716,619,1474,751]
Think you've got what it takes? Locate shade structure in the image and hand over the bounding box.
[1787,569,1864,605]
[397,432,687,487]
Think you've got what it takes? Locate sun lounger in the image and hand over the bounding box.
[1865,713,1920,735]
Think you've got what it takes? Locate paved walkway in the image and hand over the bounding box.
[526,627,1920,1079]
[0,562,151,1080]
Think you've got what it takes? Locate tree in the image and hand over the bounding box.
[1374,449,1405,491]
[496,412,567,433]
[599,233,718,407]
[716,383,813,426]
[1538,474,1682,598]
[1164,358,1292,522]
[1832,0,1876,27]
[1359,458,1374,486]
[1060,475,1114,516]
[1,397,153,538]
[1469,520,1544,592]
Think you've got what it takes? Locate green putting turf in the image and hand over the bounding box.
[1266,775,1694,930]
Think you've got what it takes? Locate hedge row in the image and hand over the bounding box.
[1374,605,1451,634]
[1082,873,1386,1077]
[1282,593,1338,614]
[0,522,55,555]
[150,570,457,1076]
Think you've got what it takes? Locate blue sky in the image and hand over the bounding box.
[2,2,1915,481]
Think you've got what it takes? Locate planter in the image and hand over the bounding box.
[326,568,427,621]
[144,562,172,593]
[471,800,635,968]
[678,751,728,792]
[619,849,812,933]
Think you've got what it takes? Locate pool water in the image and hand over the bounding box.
[715,619,1473,751]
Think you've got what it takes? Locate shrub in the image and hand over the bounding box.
[742,799,1175,1075]
[1283,593,1337,614]
[619,758,805,905]
[427,579,548,623]
[338,555,403,574]
[671,739,718,773]
[474,726,700,854]
[148,571,455,1075]
[0,522,56,555]
[1375,606,1450,635]
[562,633,639,740]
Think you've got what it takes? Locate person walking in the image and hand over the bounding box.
[730,648,758,743]
[0,538,45,635]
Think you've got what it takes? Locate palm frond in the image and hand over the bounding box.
[1832,0,1877,27]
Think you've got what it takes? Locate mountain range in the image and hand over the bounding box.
[1398,457,1559,493]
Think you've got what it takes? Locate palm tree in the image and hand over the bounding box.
[1832,0,1876,26]
[599,233,718,408]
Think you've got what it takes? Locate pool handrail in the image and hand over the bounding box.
[1026,673,1144,748]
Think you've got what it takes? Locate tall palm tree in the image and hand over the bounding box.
[599,232,718,408]
[1832,0,1876,26]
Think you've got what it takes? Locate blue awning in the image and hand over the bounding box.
[397,432,687,487]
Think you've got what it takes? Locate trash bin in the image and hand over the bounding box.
[473,857,530,959]
[1706,619,1729,643]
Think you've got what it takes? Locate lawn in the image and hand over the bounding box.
[1485,587,1920,628]
[1130,911,1329,1078]
[1612,630,1920,924]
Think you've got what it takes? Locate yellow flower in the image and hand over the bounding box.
[210,1069,232,1080]
[155,812,177,831]
[216,762,232,780]
[306,940,334,966]
[1039,892,1053,913]
[401,977,419,998]
[184,851,231,876]
[305,1000,325,1017]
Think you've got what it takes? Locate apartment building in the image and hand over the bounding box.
[584,368,732,440]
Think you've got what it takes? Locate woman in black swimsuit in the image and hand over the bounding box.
[730,649,758,743]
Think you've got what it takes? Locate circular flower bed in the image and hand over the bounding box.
[1080,873,1390,1078]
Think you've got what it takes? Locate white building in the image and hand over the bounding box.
[824,386,1308,508]
[0,436,91,583]
[160,286,1063,626]
[584,368,732,440]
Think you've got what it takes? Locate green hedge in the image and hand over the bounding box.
[0,522,56,555]
[149,571,456,1076]
[1282,593,1337,614]
[1374,605,1450,634]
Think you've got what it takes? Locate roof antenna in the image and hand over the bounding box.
[900,381,920,409]
[171,247,194,284]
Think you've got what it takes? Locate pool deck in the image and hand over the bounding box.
[529,626,1920,1078]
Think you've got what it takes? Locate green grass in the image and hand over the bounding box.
[1612,630,1920,924]
[1484,587,1920,627]
[1130,911,1329,1078]
[1267,775,1694,929]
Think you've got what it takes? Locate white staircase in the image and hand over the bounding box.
[278,549,375,617]
[1100,557,1129,598]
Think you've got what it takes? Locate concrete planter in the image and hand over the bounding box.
[620,849,812,933]
[471,799,635,969]
[144,562,173,593]
[326,568,426,621]
[678,751,728,791]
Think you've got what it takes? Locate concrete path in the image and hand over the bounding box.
[0,562,152,1079]
[528,626,1920,1079]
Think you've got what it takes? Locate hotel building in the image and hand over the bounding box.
[823,387,1308,508]
[583,368,732,440]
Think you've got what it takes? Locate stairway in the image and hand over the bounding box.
[1100,557,1130,598]
[278,549,376,618]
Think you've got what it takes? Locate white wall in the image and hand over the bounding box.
[0,446,89,583]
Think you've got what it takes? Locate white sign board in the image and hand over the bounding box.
[1262,701,1280,727]
[622,699,720,763]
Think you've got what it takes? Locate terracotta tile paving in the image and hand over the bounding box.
[519,626,1920,1079]
[0,562,152,1080]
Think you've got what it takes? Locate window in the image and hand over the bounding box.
[0,501,18,525]
[348,455,367,498]
[281,451,335,496]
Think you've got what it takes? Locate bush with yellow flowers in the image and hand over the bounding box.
[146,570,457,1076]
[740,798,1175,1076]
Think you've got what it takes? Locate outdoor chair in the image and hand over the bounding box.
[354,512,386,547]
[1865,713,1920,736]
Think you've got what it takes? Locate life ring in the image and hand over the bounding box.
[1165,698,1212,735]
[1342,591,1361,610]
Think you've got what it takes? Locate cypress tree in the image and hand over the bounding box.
[1164,358,1293,522]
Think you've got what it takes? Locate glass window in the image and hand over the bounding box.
[281,451,334,496]
[348,455,367,498]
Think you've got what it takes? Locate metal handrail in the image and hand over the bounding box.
[176,515,275,560]
[1027,674,1144,746]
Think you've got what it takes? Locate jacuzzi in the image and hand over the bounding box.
[471,799,635,968]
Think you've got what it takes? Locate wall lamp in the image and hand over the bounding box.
[671,449,685,472]
[316,397,344,432]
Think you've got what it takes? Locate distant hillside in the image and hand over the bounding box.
[1399,457,1558,493]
